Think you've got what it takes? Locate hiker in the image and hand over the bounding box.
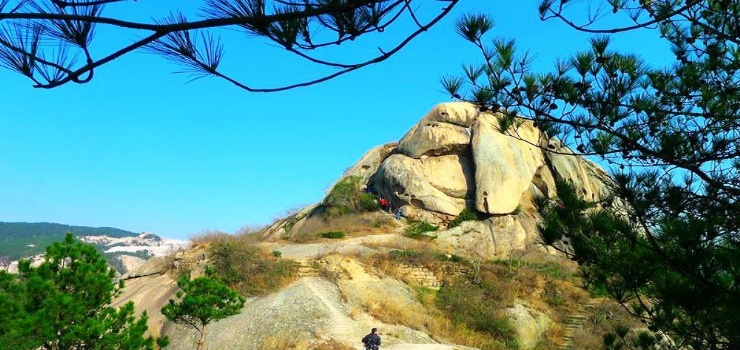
[395,207,402,220]
[379,197,387,211]
[362,327,381,350]
[386,199,393,213]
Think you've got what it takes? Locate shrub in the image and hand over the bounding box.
[448,208,481,228]
[209,240,298,296]
[436,278,518,347]
[404,220,439,239]
[323,176,379,216]
[359,192,380,211]
[318,231,346,239]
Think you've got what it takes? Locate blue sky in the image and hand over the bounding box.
[0,0,671,239]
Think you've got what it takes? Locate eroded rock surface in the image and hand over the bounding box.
[265,102,614,258]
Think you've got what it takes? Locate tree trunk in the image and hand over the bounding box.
[196,325,206,350]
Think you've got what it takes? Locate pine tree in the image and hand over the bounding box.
[444,1,740,349]
[161,274,245,350]
[0,232,165,349]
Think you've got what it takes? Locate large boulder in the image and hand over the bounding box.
[472,115,545,214]
[545,139,612,203]
[398,122,471,158]
[336,143,397,186]
[375,154,470,215]
[418,102,480,127]
[506,302,550,350]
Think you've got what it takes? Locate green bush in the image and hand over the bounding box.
[404,220,439,239]
[318,231,346,239]
[436,280,518,348]
[209,240,297,296]
[323,176,380,216]
[449,208,481,228]
[359,192,380,211]
[388,249,465,265]
[324,176,362,212]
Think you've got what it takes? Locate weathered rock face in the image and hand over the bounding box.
[506,302,550,350]
[376,154,473,216]
[336,102,612,258]
[545,139,613,203]
[472,116,545,214]
[398,122,471,158]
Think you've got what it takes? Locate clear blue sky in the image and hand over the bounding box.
[0,0,671,239]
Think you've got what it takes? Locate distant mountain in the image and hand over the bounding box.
[0,222,189,274]
[0,222,137,261]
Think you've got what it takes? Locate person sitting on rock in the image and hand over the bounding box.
[362,327,381,350]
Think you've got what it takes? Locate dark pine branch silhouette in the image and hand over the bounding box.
[0,0,459,91]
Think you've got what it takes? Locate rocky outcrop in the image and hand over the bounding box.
[320,102,613,258]
[507,302,551,350]
[260,102,613,258]
[472,116,545,214]
[398,122,471,158]
[545,139,613,203]
[376,154,473,216]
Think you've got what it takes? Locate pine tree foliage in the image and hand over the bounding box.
[445,1,740,349]
[0,232,163,349]
[161,274,245,350]
[0,0,458,91]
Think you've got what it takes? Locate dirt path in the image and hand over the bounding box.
[263,233,418,259]
[382,345,474,350]
[300,277,364,346]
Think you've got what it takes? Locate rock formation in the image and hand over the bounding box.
[312,102,613,258]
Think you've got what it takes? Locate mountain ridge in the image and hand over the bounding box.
[0,221,188,274]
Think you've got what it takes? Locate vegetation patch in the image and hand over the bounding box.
[318,231,346,239]
[404,220,439,239]
[323,176,379,217]
[208,238,298,296]
[448,208,483,228]
[288,212,395,243]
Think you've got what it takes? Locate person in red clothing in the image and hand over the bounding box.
[379,197,387,211]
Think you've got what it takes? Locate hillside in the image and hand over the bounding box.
[112,103,650,350]
[0,222,137,260]
[0,222,188,274]
[116,215,643,350]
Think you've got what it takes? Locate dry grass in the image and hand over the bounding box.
[364,291,434,331]
[188,230,231,247]
[569,300,646,350]
[289,212,396,243]
[205,236,299,296]
[361,235,436,253]
[189,215,643,350]
[256,333,311,350]
[311,339,355,350]
[356,248,627,350]
[256,331,354,350]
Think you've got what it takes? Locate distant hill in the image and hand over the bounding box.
[0,222,138,261]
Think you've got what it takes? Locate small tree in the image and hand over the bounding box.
[161,274,245,350]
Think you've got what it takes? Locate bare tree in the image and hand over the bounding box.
[0,0,458,91]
